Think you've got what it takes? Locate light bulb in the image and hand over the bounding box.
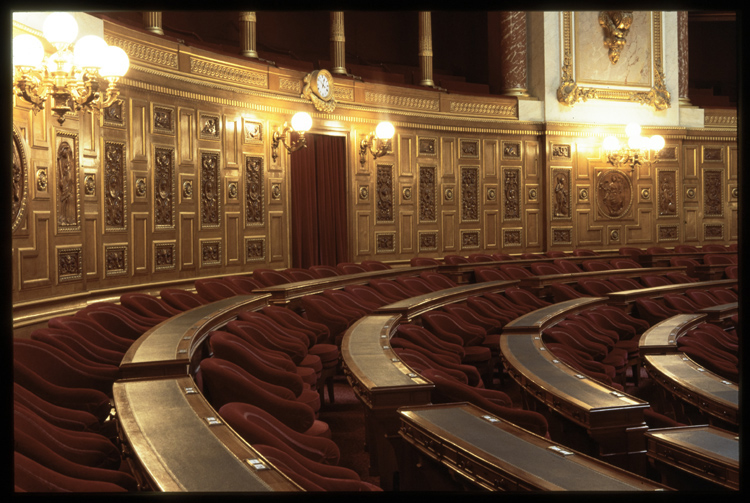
[13,34,45,69]
[100,46,130,77]
[625,122,641,138]
[291,112,312,132]
[42,12,78,46]
[375,121,395,140]
[602,135,620,152]
[649,135,665,152]
[74,35,107,69]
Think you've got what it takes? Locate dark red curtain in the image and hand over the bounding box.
[290,133,348,268]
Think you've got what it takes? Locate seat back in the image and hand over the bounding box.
[610,258,642,269]
[529,262,563,275]
[704,253,734,265]
[252,268,293,287]
[641,275,671,287]
[618,247,645,258]
[504,286,551,309]
[491,253,515,261]
[498,264,534,279]
[545,250,568,258]
[572,249,597,256]
[421,311,485,347]
[468,253,494,262]
[674,245,700,253]
[553,259,583,273]
[646,246,671,254]
[395,276,436,294]
[410,257,441,267]
[474,267,510,282]
[607,277,643,291]
[581,260,612,272]
[160,288,208,310]
[701,244,728,252]
[443,254,470,265]
[308,265,341,278]
[225,275,265,293]
[120,293,180,319]
[195,278,242,301]
[419,271,458,290]
[361,260,391,270]
[336,262,368,275]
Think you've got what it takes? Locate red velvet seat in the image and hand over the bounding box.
[543,327,612,366]
[676,345,738,383]
[593,305,650,334]
[13,340,119,396]
[389,336,463,365]
[483,292,531,316]
[545,343,617,381]
[419,271,458,290]
[641,275,672,287]
[395,275,436,294]
[76,305,152,338]
[674,245,700,252]
[520,252,545,260]
[579,309,636,340]
[498,264,534,279]
[84,301,164,329]
[634,298,680,325]
[581,260,612,272]
[309,265,341,278]
[725,265,738,279]
[14,359,112,422]
[322,288,379,314]
[442,304,503,335]
[444,254,470,265]
[607,277,643,291]
[361,260,391,270]
[219,403,341,466]
[665,272,698,284]
[474,267,511,282]
[677,335,738,366]
[48,316,133,354]
[468,253,495,262]
[14,402,122,470]
[685,289,721,308]
[409,257,441,267]
[14,418,137,491]
[14,451,128,493]
[550,283,586,302]
[709,288,737,303]
[368,278,420,300]
[491,253,515,261]
[120,292,181,320]
[159,288,209,311]
[647,246,671,254]
[465,296,515,326]
[393,348,481,387]
[610,258,642,269]
[420,311,485,347]
[283,268,318,282]
[251,268,294,287]
[199,358,329,437]
[336,262,368,275]
[663,294,701,314]
[504,286,552,310]
[14,382,104,436]
[420,368,549,438]
[545,250,568,258]
[694,323,738,347]
[226,319,312,367]
[669,256,701,273]
[529,262,564,275]
[261,305,332,345]
[396,324,466,360]
[30,328,124,367]
[225,275,265,293]
[342,284,392,308]
[553,259,584,273]
[701,244,728,252]
[618,247,645,259]
[300,295,357,345]
[577,279,616,296]
[704,253,735,266]
[254,445,381,491]
[195,277,243,301]
[688,328,739,355]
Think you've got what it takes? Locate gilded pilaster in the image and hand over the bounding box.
[418,12,434,87]
[240,12,258,59]
[331,12,347,75]
[143,12,164,36]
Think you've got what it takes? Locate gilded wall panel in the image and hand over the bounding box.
[418,165,437,223]
[440,138,456,178]
[200,239,221,267]
[30,104,50,149]
[484,139,498,177]
[525,141,540,178]
[683,145,699,179]
[179,212,196,269]
[575,210,604,246]
[418,231,438,252]
[418,136,437,157]
[104,244,128,277]
[132,212,149,274]
[502,168,521,221]
[442,211,456,251]
[460,230,480,250]
[245,156,264,226]
[484,210,498,249]
[12,125,29,234]
[400,212,414,254]
[703,169,723,218]
[199,112,221,142]
[656,169,678,218]
[55,132,81,233]
[178,107,195,165]
[729,209,738,240]
[399,135,414,176]
[154,241,176,271]
[376,164,394,224]
[683,208,700,242]
[460,166,479,223]
[376,232,396,254]
[245,237,265,263]
[225,212,242,266]
[503,228,522,248]
[200,150,221,228]
[104,141,127,231]
[269,211,285,262]
[594,169,633,220]
[83,217,100,280]
[223,115,239,168]
[356,211,371,255]
[81,113,97,158]
[154,146,175,229]
[130,99,148,161]
[102,99,126,129]
[19,212,52,289]
[624,209,654,244]
[525,209,541,248]
[551,168,571,220]
[57,246,83,283]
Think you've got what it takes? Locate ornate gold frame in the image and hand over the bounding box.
[557,11,670,111]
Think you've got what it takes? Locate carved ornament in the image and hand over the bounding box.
[599,11,633,65]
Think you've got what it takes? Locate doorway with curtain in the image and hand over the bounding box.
[290,133,348,269]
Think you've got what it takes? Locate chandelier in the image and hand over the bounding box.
[13,12,130,125]
[602,123,665,170]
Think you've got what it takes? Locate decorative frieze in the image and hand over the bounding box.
[200,113,221,141]
[418,165,437,223]
[376,164,394,223]
[364,91,439,111]
[190,57,268,88]
[200,151,221,228]
[658,224,678,242]
[243,120,263,143]
[154,147,175,229]
[104,34,178,68]
[245,156,264,226]
[104,141,127,231]
[153,105,175,135]
[460,166,479,222]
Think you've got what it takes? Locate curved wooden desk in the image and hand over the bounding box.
[398,402,669,491]
[638,314,706,356]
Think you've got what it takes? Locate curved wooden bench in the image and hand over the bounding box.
[638,314,706,356]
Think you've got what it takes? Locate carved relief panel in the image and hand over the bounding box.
[460,166,479,222]
[104,141,127,231]
[154,147,175,229]
[502,167,521,220]
[376,164,394,223]
[56,133,81,233]
[551,168,571,220]
[418,165,437,223]
[657,169,677,217]
[12,125,29,233]
[245,156,264,226]
[595,169,633,219]
[200,150,221,228]
[703,169,724,218]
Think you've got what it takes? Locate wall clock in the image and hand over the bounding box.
[302,69,337,112]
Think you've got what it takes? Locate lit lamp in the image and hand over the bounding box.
[272,111,313,161]
[13,12,130,125]
[602,123,665,170]
[359,121,395,166]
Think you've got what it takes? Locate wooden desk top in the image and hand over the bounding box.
[503,297,605,334]
[374,279,518,322]
[518,266,684,290]
[113,376,299,492]
[606,279,737,305]
[341,314,433,411]
[645,425,739,490]
[698,302,738,323]
[642,354,738,425]
[253,265,437,306]
[398,403,669,491]
[638,314,706,355]
[120,294,270,379]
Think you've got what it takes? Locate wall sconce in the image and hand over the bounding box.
[602,123,665,170]
[272,111,312,162]
[12,12,130,125]
[359,121,395,166]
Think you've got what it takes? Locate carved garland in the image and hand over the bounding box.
[245,156,264,226]
[12,125,28,232]
[104,142,127,231]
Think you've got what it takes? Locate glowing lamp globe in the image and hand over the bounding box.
[649,135,665,152]
[291,112,312,132]
[100,46,130,78]
[375,121,395,140]
[73,35,107,69]
[42,12,78,46]
[625,122,641,138]
[602,135,620,152]
[13,34,45,69]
